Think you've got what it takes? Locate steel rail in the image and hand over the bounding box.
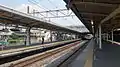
[0,41,81,67]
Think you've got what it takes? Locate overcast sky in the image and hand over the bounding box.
[0,0,89,32]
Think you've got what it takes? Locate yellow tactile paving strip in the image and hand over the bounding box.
[84,44,93,67]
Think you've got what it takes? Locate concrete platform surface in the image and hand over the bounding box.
[63,39,94,67]
[94,41,120,67]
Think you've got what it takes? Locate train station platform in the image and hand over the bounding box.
[59,39,94,67]
[67,40,93,67]
[60,39,120,67]
[93,41,120,67]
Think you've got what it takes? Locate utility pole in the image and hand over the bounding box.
[27,6,30,14]
[25,6,31,46]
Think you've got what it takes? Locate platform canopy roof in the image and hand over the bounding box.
[0,5,82,34]
[64,0,120,33]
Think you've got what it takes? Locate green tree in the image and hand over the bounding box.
[10,33,19,39]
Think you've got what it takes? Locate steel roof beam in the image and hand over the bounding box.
[101,5,120,24]
[81,12,107,16]
[73,1,117,7]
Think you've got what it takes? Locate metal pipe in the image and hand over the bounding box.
[111,30,113,44]
[99,24,102,49]
[107,33,108,41]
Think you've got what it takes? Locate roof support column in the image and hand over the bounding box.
[50,31,52,42]
[102,33,105,40]
[99,24,102,49]
[96,29,99,45]
[76,34,78,39]
[111,30,113,44]
[62,33,65,40]
[70,33,73,40]
[26,27,31,46]
[107,33,108,41]
[65,33,67,40]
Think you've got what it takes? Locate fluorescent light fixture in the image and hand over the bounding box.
[91,20,93,25]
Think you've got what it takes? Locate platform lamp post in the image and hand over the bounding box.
[27,6,30,14]
[111,29,113,44]
[96,28,99,45]
[107,33,108,41]
[50,30,52,42]
[25,6,32,46]
[99,24,102,49]
[26,27,31,46]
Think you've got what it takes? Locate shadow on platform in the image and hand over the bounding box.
[94,41,120,67]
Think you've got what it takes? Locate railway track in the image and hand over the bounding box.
[0,39,80,65]
[0,41,84,67]
[0,39,78,55]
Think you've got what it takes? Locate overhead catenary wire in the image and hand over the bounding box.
[28,0,56,22]
[28,0,82,27]
[28,0,56,17]
[46,0,81,26]
[28,0,46,17]
[28,0,73,18]
[46,0,76,25]
[47,0,70,16]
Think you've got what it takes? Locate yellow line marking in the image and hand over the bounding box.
[84,44,93,67]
